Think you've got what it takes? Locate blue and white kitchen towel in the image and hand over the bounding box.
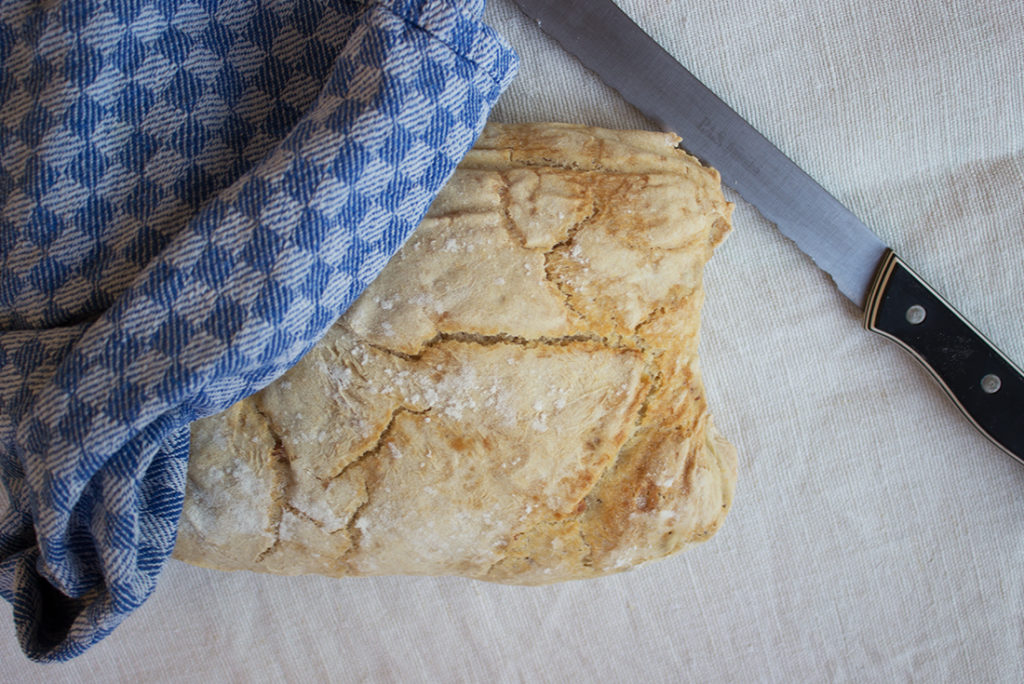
[0,0,516,662]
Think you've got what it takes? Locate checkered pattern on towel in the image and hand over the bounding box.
[0,0,516,661]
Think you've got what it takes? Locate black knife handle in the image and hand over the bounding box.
[864,250,1024,462]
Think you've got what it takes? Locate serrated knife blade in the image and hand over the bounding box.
[511,0,1024,462]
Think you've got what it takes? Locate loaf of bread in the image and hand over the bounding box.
[174,122,736,584]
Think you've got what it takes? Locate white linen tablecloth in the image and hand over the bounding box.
[4,0,1023,679]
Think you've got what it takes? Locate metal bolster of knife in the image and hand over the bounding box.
[864,249,1024,461]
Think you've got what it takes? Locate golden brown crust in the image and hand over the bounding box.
[174,122,737,584]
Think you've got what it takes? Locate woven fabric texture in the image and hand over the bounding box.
[0,0,516,662]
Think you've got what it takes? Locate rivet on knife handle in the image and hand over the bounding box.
[864,250,1024,461]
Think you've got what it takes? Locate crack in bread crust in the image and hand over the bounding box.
[335,406,426,564]
[366,330,630,360]
[251,399,296,564]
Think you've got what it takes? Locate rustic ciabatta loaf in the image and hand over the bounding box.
[174,122,736,584]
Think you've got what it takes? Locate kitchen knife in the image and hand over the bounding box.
[510,0,1024,462]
